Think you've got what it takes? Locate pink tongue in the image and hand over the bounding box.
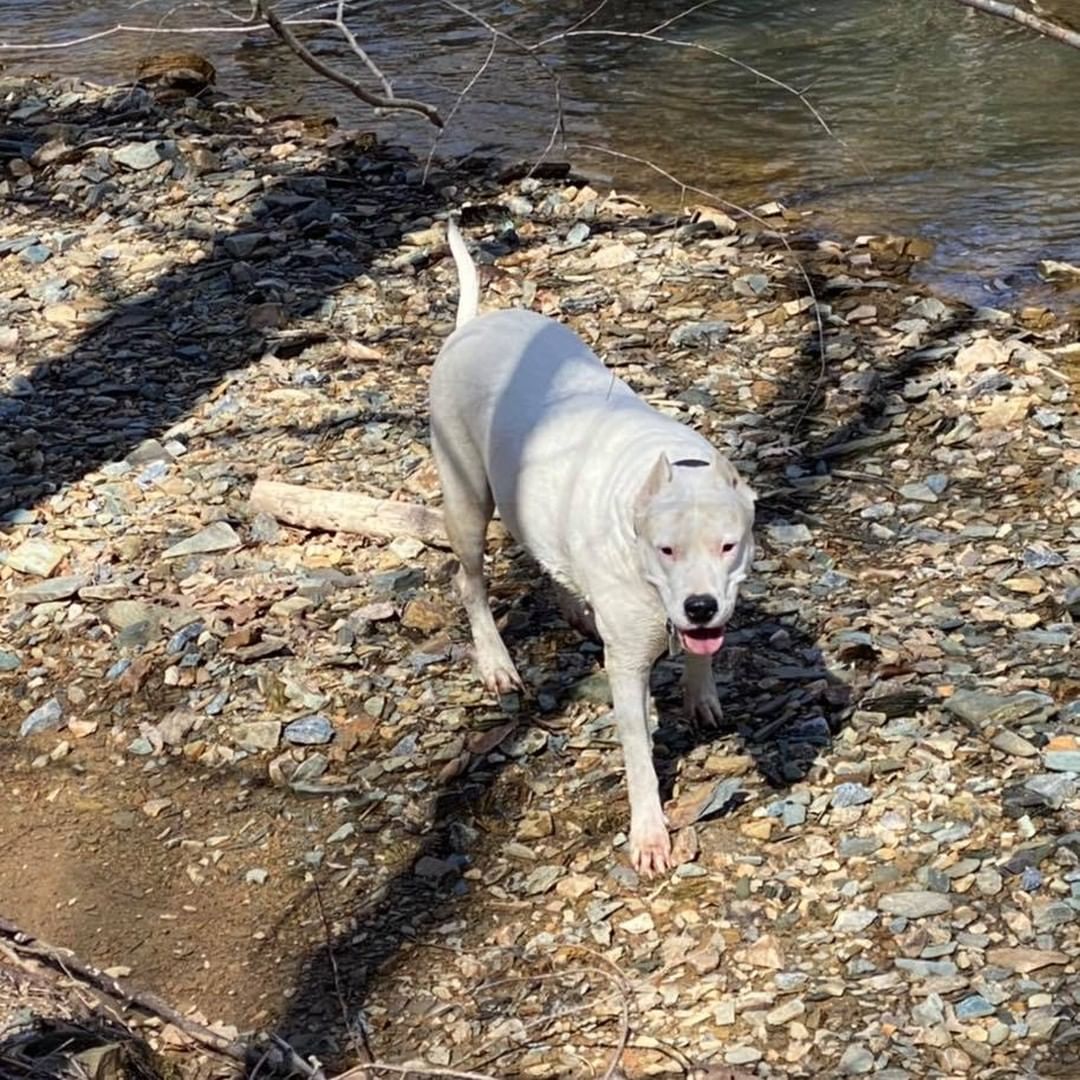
[681,631,725,656]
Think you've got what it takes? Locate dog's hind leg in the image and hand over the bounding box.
[684,654,724,729]
[555,584,598,641]
[433,433,523,695]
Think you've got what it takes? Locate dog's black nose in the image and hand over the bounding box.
[683,594,718,625]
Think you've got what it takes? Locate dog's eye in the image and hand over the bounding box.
[659,545,674,557]
[721,542,736,553]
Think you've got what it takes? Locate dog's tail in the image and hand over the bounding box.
[446,214,479,330]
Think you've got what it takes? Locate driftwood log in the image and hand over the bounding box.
[248,480,508,546]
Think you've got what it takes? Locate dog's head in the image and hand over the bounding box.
[633,452,755,655]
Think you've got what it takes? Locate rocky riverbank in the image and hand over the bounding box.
[1,73,1079,1079]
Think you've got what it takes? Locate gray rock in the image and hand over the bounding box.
[895,958,958,978]
[523,865,563,895]
[162,520,241,559]
[991,730,1039,757]
[878,891,952,918]
[956,995,995,1020]
[767,523,813,546]
[832,782,873,808]
[945,690,1056,729]
[13,574,87,605]
[19,698,64,737]
[285,714,335,745]
[20,243,52,265]
[669,321,730,349]
[113,141,166,170]
[249,512,282,544]
[838,1044,875,1075]
[834,908,878,933]
[839,837,881,858]
[1044,751,1080,773]
[565,222,590,247]
[0,651,20,672]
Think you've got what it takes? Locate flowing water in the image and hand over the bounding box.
[3,0,1080,306]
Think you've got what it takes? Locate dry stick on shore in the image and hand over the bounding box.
[0,915,248,1066]
[953,0,1080,49]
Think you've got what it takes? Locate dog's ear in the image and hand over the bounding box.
[711,455,740,487]
[636,452,673,509]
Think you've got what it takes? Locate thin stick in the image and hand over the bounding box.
[0,916,245,1063]
[953,0,1080,49]
[423,31,498,184]
[313,877,374,1063]
[257,0,443,126]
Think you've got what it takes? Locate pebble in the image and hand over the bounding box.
[838,1044,875,1074]
[878,891,953,918]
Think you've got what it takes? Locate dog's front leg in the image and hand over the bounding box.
[605,645,671,878]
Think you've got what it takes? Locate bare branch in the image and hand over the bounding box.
[423,32,498,183]
[953,0,1080,49]
[257,0,444,126]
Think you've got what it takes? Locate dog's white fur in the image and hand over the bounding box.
[430,218,755,875]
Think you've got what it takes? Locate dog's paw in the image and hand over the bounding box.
[477,652,524,695]
[685,690,724,730]
[629,818,673,878]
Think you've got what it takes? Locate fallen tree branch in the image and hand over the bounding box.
[249,479,452,545]
[953,0,1080,49]
[257,0,444,126]
[0,915,246,1065]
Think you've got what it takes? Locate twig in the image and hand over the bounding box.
[313,877,375,1063]
[433,0,567,172]
[257,0,444,126]
[335,1064,499,1080]
[423,31,499,184]
[475,966,630,1080]
[571,141,829,428]
[953,0,1080,49]
[0,915,245,1064]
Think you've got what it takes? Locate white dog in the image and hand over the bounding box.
[429,218,756,875]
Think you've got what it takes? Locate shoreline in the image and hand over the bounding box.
[2,73,1079,1079]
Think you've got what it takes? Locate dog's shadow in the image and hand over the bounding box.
[497,556,850,842]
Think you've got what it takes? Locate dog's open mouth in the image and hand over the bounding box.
[679,627,725,656]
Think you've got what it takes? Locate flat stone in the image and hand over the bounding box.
[162,521,241,559]
[834,908,878,933]
[878,891,953,918]
[113,141,166,170]
[991,730,1039,757]
[838,1044,875,1075]
[523,865,563,896]
[284,714,335,745]
[6,539,68,577]
[233,720,282,752]
[1044,750,1080,773]
[669,320,730,348]
[767,523,813,546]
[13,574,87,604]
[832,781,873,808]
[986,947,1069,973]
[20,698,64,737]
[590,241,637,269]
[945,690,1056,729]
